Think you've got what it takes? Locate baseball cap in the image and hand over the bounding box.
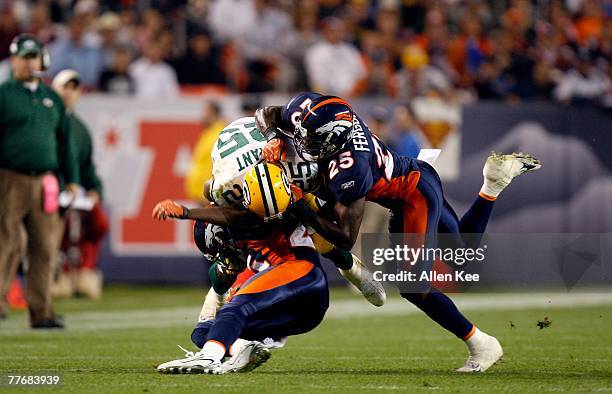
[52,69,81,89]
[10,35,43,57]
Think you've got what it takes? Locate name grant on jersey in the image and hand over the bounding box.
[236,148,263,172]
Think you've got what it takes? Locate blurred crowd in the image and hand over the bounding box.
[0,0,610,106]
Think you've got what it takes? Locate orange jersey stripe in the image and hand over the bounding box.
[367,171,420,203]
[235,260,314,296]
[401,186,429,234]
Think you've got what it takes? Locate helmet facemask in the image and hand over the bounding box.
[295,118,353,162]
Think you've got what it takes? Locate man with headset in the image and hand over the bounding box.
[0,34,80,328]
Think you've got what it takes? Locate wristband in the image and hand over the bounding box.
[263,126,281,141]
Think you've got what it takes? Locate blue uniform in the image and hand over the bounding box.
[313,113,484,339]
[191,222,329,350]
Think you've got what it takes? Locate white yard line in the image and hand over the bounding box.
[1,293,612,333]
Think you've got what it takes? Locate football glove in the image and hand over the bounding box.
[261,138,286,162]
[152,200,190,220]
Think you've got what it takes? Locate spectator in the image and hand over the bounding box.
[554,50,611,105]
[375,0,403,61]
[391,103,421,158]
[575,0,604,46]
[208,0,257,43]
[47,15,105,89]
[241,94,262,117]
[0,35,80,328]
[98,46,135,95]
[185,0,211,33]
[395,44,452,101]
[26,3,56,45]
[360,29,396,96]
[367,105,392,143]
[285,0,320,90]
[305,17,366,96]
[51,69,108,300]
[129,40,179,98]
[447,13,490,86]
[185,102,226,203]
[240,0,294,92]
[0,9,21,60]
[172,28,225,86]
[94,12,122,67]
[135,9,165,53]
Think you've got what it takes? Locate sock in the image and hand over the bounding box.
[201,340,226,361]
[229,338,249,356]
[458,196,495,249]
[459,196,495,234]
[206,304,246,350]
[402,291,473,339]
[324,247,353,270]
[464,327,488,353]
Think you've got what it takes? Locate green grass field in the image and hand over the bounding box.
[1,286,612,393]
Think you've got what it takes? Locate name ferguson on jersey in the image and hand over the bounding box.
[351,118,370,152]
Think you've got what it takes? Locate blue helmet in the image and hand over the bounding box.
[193,220,227,257]
[295,96,354,161]
[279,92,322,134]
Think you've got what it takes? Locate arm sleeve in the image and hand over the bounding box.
[57,105,80,185]
[80,127,104,197]
[208,260,237,295]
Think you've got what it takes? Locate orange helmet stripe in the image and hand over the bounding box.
[302,97,352,122]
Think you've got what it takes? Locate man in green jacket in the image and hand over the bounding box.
[52,69,108,300]
[0,34,80,328]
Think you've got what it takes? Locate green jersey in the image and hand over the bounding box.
[0,78,79,184]
[68,112,102,197]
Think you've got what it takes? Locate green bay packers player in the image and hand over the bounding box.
[201,116,385,317]
[153,162,329,374]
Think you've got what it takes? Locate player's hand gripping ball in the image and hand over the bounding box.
[152,199,189,220]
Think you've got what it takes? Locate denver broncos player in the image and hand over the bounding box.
[257,91,539,252]
[280,95,540,373]
[152,162,329,374]
[255,93,386,306]
[205,116,384,307]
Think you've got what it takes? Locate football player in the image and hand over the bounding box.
[256,91,534,251]
[271,95,540,372]
[204,116,385,308]
[152,162,329,374]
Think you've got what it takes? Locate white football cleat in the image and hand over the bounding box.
[456,330,503,373]
[221,341,271,373]
[261,336,288,349]
[340,254,386,307]
[157,346,223,374]
[480,152,541,199]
